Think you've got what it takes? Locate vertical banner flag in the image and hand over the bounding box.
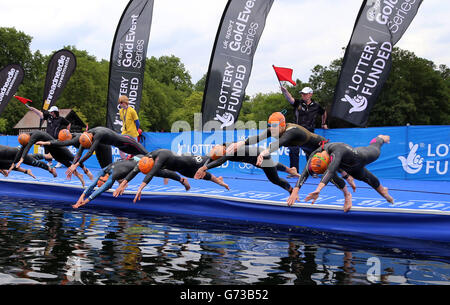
[331,0,423,126]
[201,0,274,129]
[0,64,24,115]
[106,0,154,133]
[42,49,77,111]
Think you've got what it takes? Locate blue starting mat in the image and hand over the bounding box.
[0,165,449,243]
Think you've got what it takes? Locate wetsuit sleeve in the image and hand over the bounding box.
[19,140,35,161]
[320,151,342,186]
[83,169,106,197]
[87,175,114,201]
[142,155,168,185]
[205,156,230,170]
[50,138,78,147]
[123,165,141,183]
[72,146,85,164]
[77,139,101,164]
[244,129,269,145]
[295,165,310,189]
[12,145,26,163]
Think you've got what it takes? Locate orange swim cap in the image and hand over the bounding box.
[138,156,154,174]
[210,145,226,160]
[268,112,286,127]
[79,132,93,148]
[309,151,330,174]
[18,133,30,146]
[58,129,72,141]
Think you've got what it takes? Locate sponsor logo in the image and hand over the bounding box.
[398,142,423,174]
[0,68,18,103]
[214,112,235,128]
[340,94,368,113]
[399,142,449,175]
[365,0,420,35]
[46,54,72,104]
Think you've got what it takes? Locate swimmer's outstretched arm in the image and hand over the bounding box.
[133,182,147,203]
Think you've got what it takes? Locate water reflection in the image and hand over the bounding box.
[0,198,449,285]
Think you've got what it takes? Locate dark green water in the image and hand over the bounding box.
[0,197,449,285]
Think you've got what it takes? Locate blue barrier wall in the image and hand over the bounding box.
[2,125,448,181]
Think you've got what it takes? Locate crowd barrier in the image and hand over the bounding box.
[2,125,448,181]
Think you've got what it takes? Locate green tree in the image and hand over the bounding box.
[0,27,46,134]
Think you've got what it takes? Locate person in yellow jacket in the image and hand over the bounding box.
[118,95,140,159]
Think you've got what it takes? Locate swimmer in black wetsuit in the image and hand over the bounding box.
[194,144,299,194]
[226,112,355,189]
[287,135,394,212]
[228,112,327,166]
[72,154,185,208]
[36,129,112,179]
[8,131,88,185]
[66,126,148,178]
[113,149,230,202]
[0,144,56,178]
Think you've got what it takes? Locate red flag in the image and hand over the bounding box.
[14,95,32,104]
[272,65,296,86]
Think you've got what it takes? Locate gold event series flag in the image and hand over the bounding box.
[106,0,154,133]
[201,0,274,129]
[331,0,423,127]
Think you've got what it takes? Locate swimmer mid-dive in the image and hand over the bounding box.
[0,144,56,179]
[194,144,299,194]
[66,126,148,179]
[287,135,394,212]
[113,149,230,203]
[8,131,88,186]
[72,154,185,209]
[37,128,114,180]
[225,112,356,189]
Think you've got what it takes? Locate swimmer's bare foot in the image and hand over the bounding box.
[26,169,36,179]
[346,175,356,192]
[164,178,169,185]
[378,135,390,144]
[343,191,352,212]
[49,167,57,178]
[217,176,230,190]
[377,185,394,204]
[83,167,94,180]
[286,166,300,177]
[180,177,190,191]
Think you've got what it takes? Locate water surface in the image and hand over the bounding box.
[0,197,449,285]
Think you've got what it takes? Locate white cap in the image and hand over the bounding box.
[300,87,313,94]
[49,106,59,112]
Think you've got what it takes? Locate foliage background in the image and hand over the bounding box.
[0,27,448,134]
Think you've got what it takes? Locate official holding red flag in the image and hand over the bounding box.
[273,65,328,177]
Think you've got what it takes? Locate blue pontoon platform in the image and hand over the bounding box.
[1,167,449,243]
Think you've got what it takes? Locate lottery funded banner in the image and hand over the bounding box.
[331,0,423,127]
[201,0,274,129]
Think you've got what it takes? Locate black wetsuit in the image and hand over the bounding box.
[295,137,386,190]
[0,145,50,172]
[245,123,327,159]
[13,131,81,168]
[124,149,212,185]
[83,155,182,201]
[74,126,148,165]
[205,145,292,193]
[49,133,112,168]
